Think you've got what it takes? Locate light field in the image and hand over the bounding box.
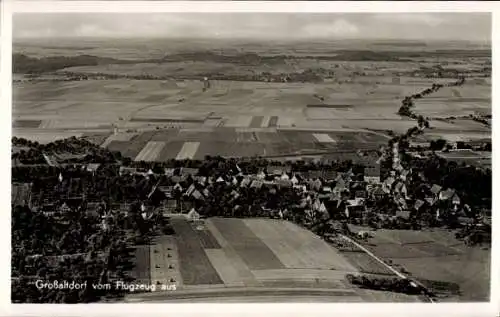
[357,228,491,301]
[243,219,356,271]
[129,218,423,302]
[134,141,166,162]
[175,142,201,160]
[313,133,336,143]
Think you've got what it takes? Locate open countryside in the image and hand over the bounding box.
[11,13,491,304]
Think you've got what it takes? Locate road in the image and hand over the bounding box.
[339,234,436,303]
[122,286,362,303]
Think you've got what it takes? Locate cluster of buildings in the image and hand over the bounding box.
[13,148,487,229]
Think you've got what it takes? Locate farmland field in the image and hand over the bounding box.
[170,218,223,285]
[13,71,490,154]
[353,227,491,301]
[127,217,422,302]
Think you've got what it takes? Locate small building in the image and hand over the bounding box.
[371,186,386,200]
[322,170,338,181]
[86,163,101,174]
[430,184,443,197]
[187,208,200,221]
[181,167,199,176]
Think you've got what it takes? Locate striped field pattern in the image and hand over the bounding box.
[313,133,336,143]
[175,142,200,160]
[134,141,166,162]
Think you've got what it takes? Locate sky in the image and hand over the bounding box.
[13,13,491,42]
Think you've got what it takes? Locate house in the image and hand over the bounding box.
[185,184,196,197]
[256,171,266,179]
[355,190,367,199]
[297,171,310,179]
[163,199,178,212]
[181,167,199,176]
[393,181,408,197]
[164,168,176,177]
[333,178,347,193]
[345,198,366,219]
[320,186,332,193]
[308,170,323,180]
[216,176,225,183]
[409,141,431,149]
[452,194,461,206]
[322,170,338,181]
[382,177,395,193]
[280,173,290,181]
[399,169,410,182]
[191,190,204,201]
[425,197,438,207]
[349,181,366,194]
[430,184,442,197]
[414,199,425,211]
[240,178,251,188]
[276,179,292,188]
[250,180,263,189]
[396,209,411,219]
[58,202,72,213]
[395,196,408,210]
[371,187,386,200]
[266,166,290,176]
[119,166,137,176]
[86,163,101,174]
[186,208,200,221]
[364,164,381,184]
[439,188,456,201]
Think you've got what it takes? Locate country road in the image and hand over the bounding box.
[122,287,362,303]
[339,234,436,303]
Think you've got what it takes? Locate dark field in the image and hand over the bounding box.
[12,120,42,128]
[211,218,285,270]
[130,245,151,285]
[170,218,223,285]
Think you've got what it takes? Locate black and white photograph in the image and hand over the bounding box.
[9,6,495,309]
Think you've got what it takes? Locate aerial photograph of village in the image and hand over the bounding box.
[11,12,491,303]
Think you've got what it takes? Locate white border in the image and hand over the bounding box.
[2,2,499,317]
[10,1,500,13]
[1,0,13,313]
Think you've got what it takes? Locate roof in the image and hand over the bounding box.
[414,199,425,210]
[250,180,263,189]
[164,168,176,176]
[86,163,101,172]
[347,198,365,207]
[335,178,346,189]
[384,177,395,187]
[322,170,338,180]
[430,184,442,195]
[276,179,292,187]
[120,166,137,174]
[182,168,199,176]
[364,165,380,177]
[439,188,456,201]
[240,178,251,187]
[396,210,411,219]
[192,190,204,200]
[187,208,200,219]
[308,170,323,180]
[394,182,406,193]
[372,187,386,196]
[425,197,438,206]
